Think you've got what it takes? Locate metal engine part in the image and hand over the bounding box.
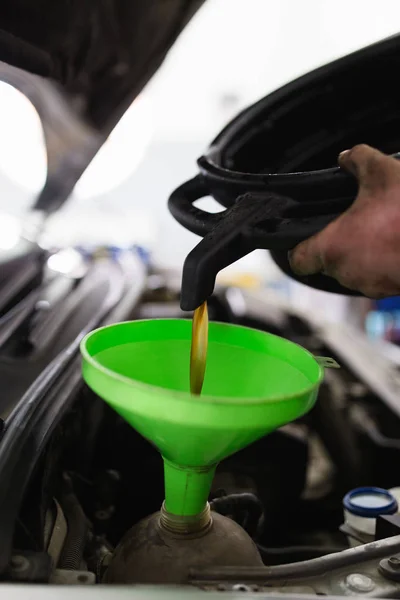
[190,535,400,596]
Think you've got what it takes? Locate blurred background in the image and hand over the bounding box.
[1,0,400,336]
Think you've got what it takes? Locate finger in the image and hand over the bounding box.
[338,144,400,194]
[288,234,324,276]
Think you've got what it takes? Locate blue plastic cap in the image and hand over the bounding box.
[343,487,398,518]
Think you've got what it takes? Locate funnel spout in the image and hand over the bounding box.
[163,459,216,516]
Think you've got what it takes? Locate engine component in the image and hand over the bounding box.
[7,551,52,583]
[104,505,262,584]
[45,500,67,567]
[49,569,95,585]
[189,534,400,595]
[342,487,398,547]
[58,474,89,571]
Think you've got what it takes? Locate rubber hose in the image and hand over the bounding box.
[58,475,88,570]
[210,493,263,538]
[257,544,344,565]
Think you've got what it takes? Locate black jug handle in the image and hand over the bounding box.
[168,175,223,236]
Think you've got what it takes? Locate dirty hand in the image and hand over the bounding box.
[289,144,400,298]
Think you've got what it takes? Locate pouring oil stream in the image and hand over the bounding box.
[190,301,208,395]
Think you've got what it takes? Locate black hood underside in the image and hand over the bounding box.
[0,0,205,133]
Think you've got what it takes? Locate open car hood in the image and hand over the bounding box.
[0,0,204,132]
[0,1,205,217]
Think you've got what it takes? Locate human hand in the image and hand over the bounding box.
[289,144,400,298]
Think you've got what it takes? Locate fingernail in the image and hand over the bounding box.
[339,149,350,159]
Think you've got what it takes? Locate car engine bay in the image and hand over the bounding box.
[0,248,400,596]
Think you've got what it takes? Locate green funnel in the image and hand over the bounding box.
[81,319,323,517]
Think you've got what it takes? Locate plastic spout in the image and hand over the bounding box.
[163,459,216,516]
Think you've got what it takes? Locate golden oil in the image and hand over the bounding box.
[190,301,208,395]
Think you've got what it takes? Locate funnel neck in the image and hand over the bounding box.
[163,459,216,516]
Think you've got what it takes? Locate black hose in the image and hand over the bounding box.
[58,474,88,570]
[210,493,263,538]
[257,544,344,565]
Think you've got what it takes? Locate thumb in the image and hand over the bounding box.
[338,144,400,195]
[288,233,324,276]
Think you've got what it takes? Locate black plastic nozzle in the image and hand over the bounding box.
[169,177,344,311]
[179,194,266,311]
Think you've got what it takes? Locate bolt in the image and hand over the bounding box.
[389,556,400,569]
[232,584,252,592]
[10,555,29,573]
[345,573,375,593]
